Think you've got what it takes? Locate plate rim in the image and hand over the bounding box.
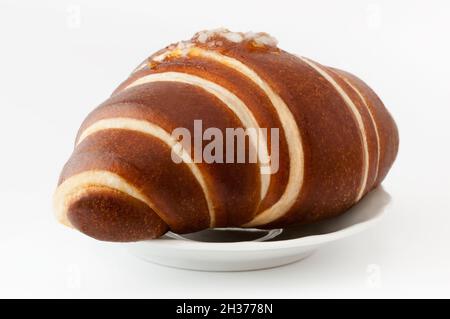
[129,189,390,252]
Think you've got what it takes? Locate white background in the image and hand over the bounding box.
[0,0,449,298]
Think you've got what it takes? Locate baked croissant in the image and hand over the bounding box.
[54,29,398,242]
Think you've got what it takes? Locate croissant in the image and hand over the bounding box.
[54,29,398,242]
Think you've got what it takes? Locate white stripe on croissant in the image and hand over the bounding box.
[118,71,271,201]
[76,117,217,227]
[335,73,381,182]
[138,49,305,227]
[195,51,304,227]
[54,170,156,228]
[298,57,370,201]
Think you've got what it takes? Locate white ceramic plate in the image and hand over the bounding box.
[127,187,391,271]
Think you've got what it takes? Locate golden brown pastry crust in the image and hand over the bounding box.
[54,29,398,241]
[68,187,168,241]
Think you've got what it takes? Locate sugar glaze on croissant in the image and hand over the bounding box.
[54,29,398,242]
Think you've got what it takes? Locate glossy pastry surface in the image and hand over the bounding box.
[54,29,398,241]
